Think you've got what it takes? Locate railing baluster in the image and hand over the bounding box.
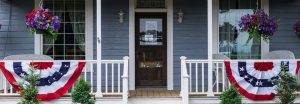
[0,73,2,94]
[105,63,108,93]
[84,66,87,82]
[189,63,192,92]
[195,63,198,92]
[222,62,225,91]
[118,63,121,93]
[10,85,12,94]
[202,62,204,93]
[4,80,7,94]
[90,62,94,93]
[216,62,219,93]
[112,63,114,93]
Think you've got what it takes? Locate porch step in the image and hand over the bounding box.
[129,88,180,98]
[127,88,182,104]
[128,97,182,104]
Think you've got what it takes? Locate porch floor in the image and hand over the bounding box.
[129,88,180,98]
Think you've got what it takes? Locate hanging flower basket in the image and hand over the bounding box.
[294,21,300,38]
[239,9,278,44]
[25,8,61,40]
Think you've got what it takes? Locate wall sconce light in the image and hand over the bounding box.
[177,9,183,23]
[118,9,124,23]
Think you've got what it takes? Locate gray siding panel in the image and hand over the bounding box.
[91,0,129,90]
[269,0,300,58]
[93,0,129,60]
[0,0,34,59]
[173,0,208,90]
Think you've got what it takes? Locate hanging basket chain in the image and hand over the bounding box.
[39,0,44,9]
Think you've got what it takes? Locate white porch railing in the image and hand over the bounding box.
[0,56,129,104]
[180,56,300,104]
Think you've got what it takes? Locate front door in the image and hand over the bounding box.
[135,13,167,87]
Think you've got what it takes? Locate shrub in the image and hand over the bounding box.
[220,85,242,104]
[16,66,42,104]
[273,64,300,104]
[71,77,95,104]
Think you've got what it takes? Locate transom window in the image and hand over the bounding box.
[136,0,166,8]
[43,0,85,60]
[219,0,261,59]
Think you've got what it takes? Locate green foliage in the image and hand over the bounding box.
[17,66,42,104]
[71,77,95,104]
[220,85,242,104]
[35,29,58,42]
[246,28,270,45]
[273,64,300,104]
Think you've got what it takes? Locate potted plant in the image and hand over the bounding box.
[220,85,242,104]
[239,9,278,44]
[16,66,42,104]
[272,65,300,104]
[71,77,95,104]
[294,21,300,38]
[25,7,61,40]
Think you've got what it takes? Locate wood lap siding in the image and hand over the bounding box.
[0,0,34,59]
[91,0,129,91]
[173,0,208,90]
[269,0,300,58]
[100,0,129,60]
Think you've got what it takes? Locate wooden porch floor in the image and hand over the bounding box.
[129,88,180,98]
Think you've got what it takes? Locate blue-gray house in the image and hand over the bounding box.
[0,0,300,104]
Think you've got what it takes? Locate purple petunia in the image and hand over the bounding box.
[239,9,278,43]
[25,8,61,37]
[294,21,300,36]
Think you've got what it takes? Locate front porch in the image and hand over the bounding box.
[0,0,300,103]
[1,58,300,104]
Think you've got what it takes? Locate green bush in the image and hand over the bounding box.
[17,66,42,104]
[273,64,300,104]
[71,77,95,104]
[220,85,242,104]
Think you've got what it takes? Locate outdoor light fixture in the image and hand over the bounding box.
[177,9,183,23]
[118,9,124,23]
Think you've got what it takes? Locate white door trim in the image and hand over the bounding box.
[129,0,174,90]
[166,0,174,90]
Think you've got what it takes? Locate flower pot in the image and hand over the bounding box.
[19,89,25,97]
[36,29,46,35]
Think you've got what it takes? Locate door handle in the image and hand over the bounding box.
[97,37,101,43]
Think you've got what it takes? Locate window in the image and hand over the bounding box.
[43,0,85,60]
[139,19,163,45]
[136,0,166,8]
[219,0,261,59]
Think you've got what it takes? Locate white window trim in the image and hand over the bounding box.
[34,0,94,60]
[261,0,270,58]
[129,0,174,90]
[212,0,270,59]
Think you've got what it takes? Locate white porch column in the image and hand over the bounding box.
[96,0,103,97]
[129,0,135,90]
[207,0,214,96]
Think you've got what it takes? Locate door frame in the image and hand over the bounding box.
[129,0,173,90]
[135,13,168,87]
